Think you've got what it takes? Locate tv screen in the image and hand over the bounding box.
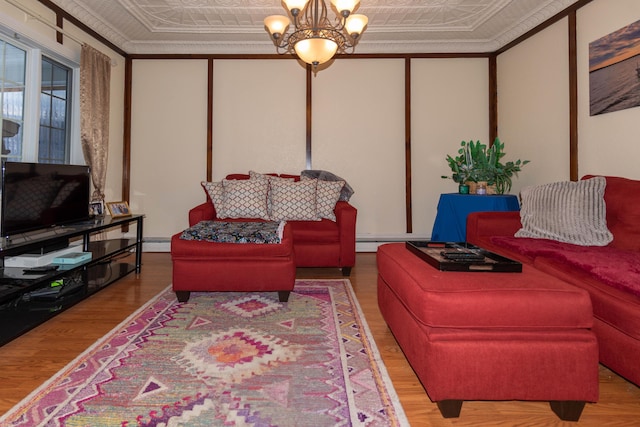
[1,162,91,238]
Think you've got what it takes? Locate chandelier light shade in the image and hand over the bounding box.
[264,0,368,72]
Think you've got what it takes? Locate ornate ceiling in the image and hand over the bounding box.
[49,0,581,54]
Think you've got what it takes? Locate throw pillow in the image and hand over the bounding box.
[201,181,227,218]
[515,176,613,246]
[269,179,319,221]
[300,170,354,201]
[249,171,295,211]
[221,179,270,220]
[315,179,344,221]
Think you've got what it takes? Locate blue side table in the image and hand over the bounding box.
[431,193,520,242]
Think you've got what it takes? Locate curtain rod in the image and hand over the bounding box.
[5,0,83,44]
[4,0,117,66]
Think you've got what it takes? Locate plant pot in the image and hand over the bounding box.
[466,181,496,195]
[458,184,470,194]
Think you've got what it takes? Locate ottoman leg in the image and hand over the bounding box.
[341,267,352,276]
[278,291,291,302]
[175,291,191,303]
[437,400,463,418]
[550,401,586,421]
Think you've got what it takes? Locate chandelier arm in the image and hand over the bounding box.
[266,0,366,69]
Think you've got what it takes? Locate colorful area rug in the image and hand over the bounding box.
[1,279,408,426]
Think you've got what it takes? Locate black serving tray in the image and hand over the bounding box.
[406,241,522,272]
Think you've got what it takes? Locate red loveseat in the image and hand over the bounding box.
[188,173,357,275]
[467,175,640,387]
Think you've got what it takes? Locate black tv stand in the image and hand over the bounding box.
[0,214,144,346]
[23,237,70,255]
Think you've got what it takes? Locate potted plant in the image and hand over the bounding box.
[442,138,529,194]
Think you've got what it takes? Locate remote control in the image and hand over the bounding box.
[440,251,485,262]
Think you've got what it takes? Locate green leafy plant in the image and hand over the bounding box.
[441,138,529,194]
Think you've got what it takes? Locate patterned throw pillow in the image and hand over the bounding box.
[249,171,296,212]
[515,176,613,246]
[269,179,319,221]
[315,179,344,221]
[201,181,227,218]
[222,179,270,219]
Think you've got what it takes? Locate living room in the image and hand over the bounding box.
[1,0,639,425]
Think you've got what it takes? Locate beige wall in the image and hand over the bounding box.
[577,0,640,179]
[130,60,209,237]
[497,0,640,192]
[411,58,489,236]
[497,18,571,195]
[312,59,406,237]
[128,57,489,242]
[212,60,307,179]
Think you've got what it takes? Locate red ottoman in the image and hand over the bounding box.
[376,243,599,421]
[171,223,295,303]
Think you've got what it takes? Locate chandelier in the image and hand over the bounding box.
[264,0,368,72]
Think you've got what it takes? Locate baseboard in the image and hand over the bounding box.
[142,234,430,253]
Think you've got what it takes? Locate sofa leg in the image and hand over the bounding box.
[341,267,352,276]
[175,291,191,303]
[278,291,291,302]
[550,401,586,421]
[436,400,463,418]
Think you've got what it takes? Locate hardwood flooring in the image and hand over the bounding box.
[1,252,639,425]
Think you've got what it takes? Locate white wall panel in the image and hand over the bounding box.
[410,58,489,237]
[212,60,306,179]
[130,60,209,238]
[497,18,570,192]
[311,59,405,238]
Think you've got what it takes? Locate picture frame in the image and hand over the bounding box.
[106,201,132,218]
[89,200,104,217]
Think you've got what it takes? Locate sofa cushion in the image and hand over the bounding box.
[201,181,227,218]
[315,180,344,221]
[533,256,640,341]
[220,178,270,220]
[288,219,340,243]
[490,236,640,298]
[301,169,354,201]
[249,170,292,183]
[269,179,318,221]
[583,175,640,251]
[300,176,344,221]
[515,176,613,246]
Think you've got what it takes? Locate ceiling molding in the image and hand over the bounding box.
[45,0,581,55]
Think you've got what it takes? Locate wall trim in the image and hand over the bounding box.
[143,234,430,254]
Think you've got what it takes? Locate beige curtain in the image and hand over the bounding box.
[80,44,110,202]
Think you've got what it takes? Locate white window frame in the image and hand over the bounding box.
[0,11,82,165]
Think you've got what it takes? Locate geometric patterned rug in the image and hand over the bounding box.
[0,279,408,426]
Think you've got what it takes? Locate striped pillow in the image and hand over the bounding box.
[515,176,613,246]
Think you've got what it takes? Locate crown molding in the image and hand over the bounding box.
[48,0,582,56]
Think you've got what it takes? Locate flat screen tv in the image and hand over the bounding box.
[1,161,91,239]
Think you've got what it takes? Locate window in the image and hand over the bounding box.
[0,35,75,165]
[39,58,71,164]
[0,40,25,162]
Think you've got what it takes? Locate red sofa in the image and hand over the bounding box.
[467,175,640,387]
[188,173,357,275]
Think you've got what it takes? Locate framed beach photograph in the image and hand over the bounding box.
[106,201,132,218]
[89,200,104,217]
[589,19,640,116]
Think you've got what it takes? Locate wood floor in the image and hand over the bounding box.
[1,252,639,426]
